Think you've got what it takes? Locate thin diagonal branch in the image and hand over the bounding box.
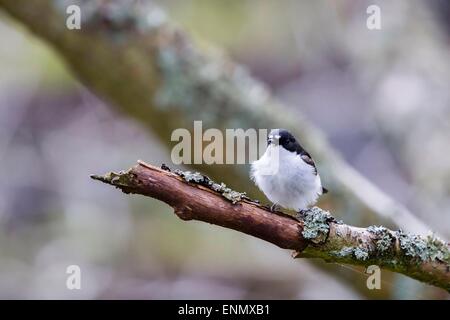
[92,161,450,292]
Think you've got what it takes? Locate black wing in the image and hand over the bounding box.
[300,151,329,193]
[300,152,317,175]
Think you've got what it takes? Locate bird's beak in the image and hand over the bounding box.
[268,134,281,146]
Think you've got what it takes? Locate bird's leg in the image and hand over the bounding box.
[270,203,279,212]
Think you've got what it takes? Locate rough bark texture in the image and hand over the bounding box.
[91,161,450,292]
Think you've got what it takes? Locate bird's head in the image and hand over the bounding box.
[268,129,298,151]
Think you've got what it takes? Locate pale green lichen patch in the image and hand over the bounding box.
[332,246,354,258]
[425,235,450,263]
[367,225,386,234]
[331,246,370,261]
[367,225,394,254]
[175,170,208,184]
[301,207,334,244]
[90,169,138,194]
[398,231,429,261]
[376,234,393,253]
[354,247,370,261]
[173,169,249,204]
[397,231,450,263]
[222,189,247,204]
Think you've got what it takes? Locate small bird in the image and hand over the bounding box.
[251,129,327,214]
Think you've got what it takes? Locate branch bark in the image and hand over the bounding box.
[92,161,450,292]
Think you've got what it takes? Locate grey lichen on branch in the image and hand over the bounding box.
[91,161,450,292]
[300,207,339,244]
[91,169,137,193]
[169,166,251,204]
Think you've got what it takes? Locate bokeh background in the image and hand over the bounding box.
[0,0,449,299]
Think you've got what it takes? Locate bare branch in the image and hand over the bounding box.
[92,162,450,292]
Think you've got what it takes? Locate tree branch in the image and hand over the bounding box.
[0,0,433,237]
[92,161,450,292]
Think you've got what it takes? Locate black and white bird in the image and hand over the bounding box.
[250,129,328,213]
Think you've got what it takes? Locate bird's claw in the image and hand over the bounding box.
[270,204,279,212]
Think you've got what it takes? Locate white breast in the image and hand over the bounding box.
[250,145,323,211]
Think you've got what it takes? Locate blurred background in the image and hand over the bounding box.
[0,0,449,299]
